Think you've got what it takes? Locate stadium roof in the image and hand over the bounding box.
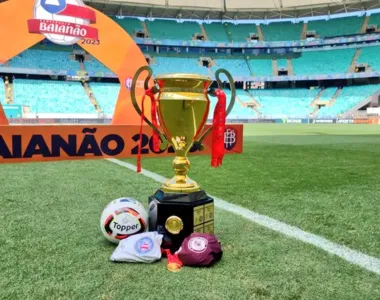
[85,0,380,20]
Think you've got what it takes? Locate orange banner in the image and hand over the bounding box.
[0,0,151,125]
[354,119,370,124]
[0,124,243,164]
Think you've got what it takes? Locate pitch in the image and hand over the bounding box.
[1,124,380,300]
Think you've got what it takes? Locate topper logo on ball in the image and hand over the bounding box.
[28,0,98,45]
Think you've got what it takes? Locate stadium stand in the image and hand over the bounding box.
[318,85,379,117]
[212,58,251,77]
[150,56,210,75]
[251,88,320,118]
[277,59,288,68]
[356,46,380,71]
[9,49,79,71]
[90,83,120,115]
[368,13,380,27]
[0,78,5,104]
[13,79,94,114]
[306,16,364,38]
[225,23,258,42]
[2,12,380,120]
[247,59,273,76]
[84,56,114,74]
[261,22,303,41]
[146,19,201,40]
[203,22,229,41]
[224,90,255,119]
[319,87,338,101]
[292,48,356,75]
[111,16,144,36]
[236,90,253,102]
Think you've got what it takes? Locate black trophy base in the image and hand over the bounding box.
[148,189,214,252]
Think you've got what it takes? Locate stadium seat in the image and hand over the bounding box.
[211,58,251,77]
[0,79,5,104]
[90,82,120,116]
[247,59,273,76]
[250,88,319,118]
[318,85,380,117]
[319,87,337,101]
[277,59,287,69]
[84,56,114,74]
[307,16,364,38]
[150,56,210,76]
[13,79,95,114]
[261,22,303,41]
[111,16,144,36]
[208,90,255,119]
[9,49,79,71]
[368,13,380,27]
[225,23,258,42]
[292,48,355,75]
[146,20,201,40]
[203,22,229,41]
[357,46,380,71]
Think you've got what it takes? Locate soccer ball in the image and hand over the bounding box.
[100,198,148,244]
[34,0,90,45]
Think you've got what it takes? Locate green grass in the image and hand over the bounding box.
[130,124,380,258]
[1,124,380,299]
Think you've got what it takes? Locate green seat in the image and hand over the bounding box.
[293,49,355,75]
[111,17,143,36]
[261,22,303,41]
[357,46,380,71]
[146,20,200,40]
[203,23,229,41]
[307,16,363,38]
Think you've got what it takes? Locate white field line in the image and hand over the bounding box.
[106,158,380,275]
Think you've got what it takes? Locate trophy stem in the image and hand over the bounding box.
[161,156,201,193]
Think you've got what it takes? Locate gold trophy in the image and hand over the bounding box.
[131,66,235,250]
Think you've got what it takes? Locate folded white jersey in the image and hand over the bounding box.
[110,232,163,263]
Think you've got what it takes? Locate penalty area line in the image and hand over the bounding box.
[106,158,380,276]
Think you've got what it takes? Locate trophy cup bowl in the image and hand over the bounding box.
[154,73,212,193]
[131,66,236,251]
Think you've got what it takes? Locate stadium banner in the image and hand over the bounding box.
[0,124,243,164]
[353,118,380,124]
[277,119,309,124]
[250,119,276,123]
[336,119,354,124]
[311,119,336,124]
[354,119,370,124]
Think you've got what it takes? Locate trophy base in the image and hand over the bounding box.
[148,189,214,251]
[161,176,201,193]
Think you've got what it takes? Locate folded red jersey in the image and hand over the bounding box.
[175,233,223,267]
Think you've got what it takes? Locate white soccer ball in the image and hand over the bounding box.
[100,198,148,244]
[34,0,90,45]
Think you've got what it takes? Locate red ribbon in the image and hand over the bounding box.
[162,249,183,272]
[211,89,226,167]
[137,88,160,173]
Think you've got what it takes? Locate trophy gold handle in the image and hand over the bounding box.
[194,68,236,150]
[131,66,168,151]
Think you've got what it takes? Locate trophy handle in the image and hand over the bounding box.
[194,68,236,150]
[131,66,168,151]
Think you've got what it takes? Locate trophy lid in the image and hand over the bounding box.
[155,73,212,82]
